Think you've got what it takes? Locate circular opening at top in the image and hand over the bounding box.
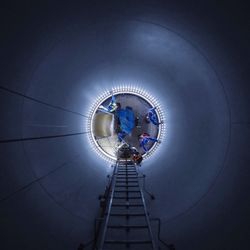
[87,86,165,163]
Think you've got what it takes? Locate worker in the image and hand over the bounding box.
[130,147,143,165]
[133,153,143,165]
[145,107,163,126]
[116,142,131,159]
[98,92,118,113]
[116,143,143,165]
[139,132,161,153]
[116,106,135,141]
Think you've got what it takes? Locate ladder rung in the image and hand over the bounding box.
[117,173,137,175]
[107,224,148,229]
[117,169,135,170]
[117,176,138,178]
[114,190,140,193]
[104,240,152,244]
[118,166,136,170]
[118,168,135,170]
[115,185,139,187]
[112,203,144,207]
[109,212,145,216]
[118,164,135,166]
[116,177,138,179]
[117,172,137,174]
[117,169,136,170]
[118,170,137,172]
[118,167,135,169]
[113,196,141,199]
[116,180,138,183]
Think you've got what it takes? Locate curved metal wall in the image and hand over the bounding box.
[0,2,249,249]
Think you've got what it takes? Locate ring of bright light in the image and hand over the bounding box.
[86,85,166,163]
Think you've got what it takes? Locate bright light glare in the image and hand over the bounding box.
[86,85,166,163]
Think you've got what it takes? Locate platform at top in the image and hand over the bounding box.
[93,93,160,159]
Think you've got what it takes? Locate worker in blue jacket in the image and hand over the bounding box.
[117,106,135,142]
[139,132,161,153]
[99,92,118,113]
[145,107,163,126]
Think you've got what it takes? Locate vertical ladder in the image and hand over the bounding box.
[98,160,157,250]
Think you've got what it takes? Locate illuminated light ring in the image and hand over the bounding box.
[86,86,166,163]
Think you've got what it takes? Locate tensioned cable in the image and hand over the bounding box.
[0,131,90,143]
[0,85,89,118]
[0,155,80,203]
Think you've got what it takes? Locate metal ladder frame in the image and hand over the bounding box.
[98,159,157,250]
[98,161,119,249]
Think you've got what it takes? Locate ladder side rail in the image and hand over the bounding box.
[136,165,157,250]
[98,160,119,249]
[92,163,117,250]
